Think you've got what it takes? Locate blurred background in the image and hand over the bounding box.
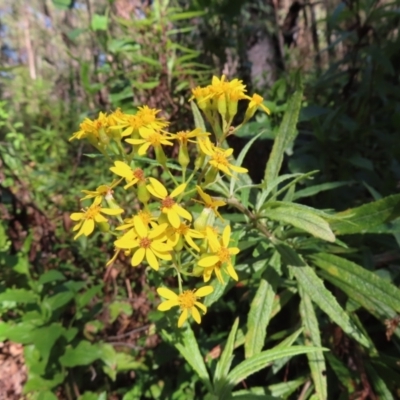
[1,0,400,398]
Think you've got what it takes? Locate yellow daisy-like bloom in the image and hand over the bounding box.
[80,179,121,202]
[114,218,171,270]
[171,128,210,146]
[157,286,214,327]
[110,161,146,189]
[69,112,109,142]
[70,197,123,240]
[125,127,173,156]
[243,93,271,121]
[195,186,226,221]
[165,222,204,252]
[198,138,248,176]
[116,211,156,231]
[146,178,192,228]
[198,225,240,283]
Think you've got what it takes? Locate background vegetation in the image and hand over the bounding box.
[0,0,400,399]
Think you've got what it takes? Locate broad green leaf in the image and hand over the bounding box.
[38,270,66,285]
[42,291,75,311]
[52,0,72,9]
[79,392,107,400]
[291,265,370,347]
[30,324,65,365]
[163,325,212,392]
[76,284,103,308]
[264,86,302,185]
[299,287,327,400]
[245,266,279,358]
[219,346,322,398]
[0,288,38,303]
[311,253,400,313]
[37,391,58,400]
[329,194,400,235]
[191,101,206,132]
[60,340,102,367]
[292,181,353,201]
[214,318,239,392]
[263,205,335,242]
[91,14,108,31]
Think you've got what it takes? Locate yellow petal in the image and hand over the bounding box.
[195,302,207,314]
[230,165,248,173]
[229,247,240,255]
[146,248,159,270]
[94,214,107,223]
[135,217,148,238]
[148,223,168,239]
[157,287,178,300]
[148,178,168,198]
[226,263,239,281]
[222,225,231,247]
[110,161,132,178]
[158,299,177,311]
[196,286,213,297]
[82,219,95,236]
[101,208,124,215]
[178,309,188,328]
[131,247,145,266]
[167,209,181,228]
[174,204,192,221]
[198,255,219,267]
[70,212,84,221]
[191,306,201,324]
[170,183,187,198]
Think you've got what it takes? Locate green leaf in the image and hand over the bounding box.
[162,325,212,392]
[76,284,103,308]
[38,270,66,285]
[0,289,38,303]
[169,10,206,21]
[299,287,327,400]
[329,194,400,235]
[214,318,239,393]
[264,86,302,185]
[291,265,370,347]
[365,363,394,400]
[219,346,322,398]
[79,392,107,400]
[292,181,353,201]
[37,391,58,400]
[52,0,72,9]
[91,14,108,31]
[325,353,355,393]
[263,205,335,242]
[60,341,102,367]
[311,253,400,313]
[191,101,206,132]
[43,291,75,311]
[245,266,279,358]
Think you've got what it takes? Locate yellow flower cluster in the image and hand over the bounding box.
[69,76,270,327]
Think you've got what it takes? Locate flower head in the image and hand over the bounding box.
[114,218,171,270]
[198,225,240,283]
[195,186,226,221]
[146,178,192,228]
[198,138,248,176]
[80,180,121,202]
[165,222,204,252]
[70,197,123,240]
[126,127,173,155]
[110,161,146,189]
[157,286,213,327]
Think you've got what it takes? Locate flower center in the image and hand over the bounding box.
[85,205,101,220]
[217,247,230,263]
[178,290,196,309]
[161,196,175,209]
[139,237,152,249]
[212,152,229,166]
[148,132,163,145]
[138,210,152,225]
[133,168,145,181]
[176,224,189,235]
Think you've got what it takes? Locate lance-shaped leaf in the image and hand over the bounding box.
[214,318,239,393]
[190,100,206,132]
[290,265,370,347]
[299,287,327,400]
[264,86,303,185]
[311,253,400,313]
[162,326,212,393]
[263,205,335,242]
[218,346,323,398]
[245,266,280,359]
[329,194,400,235]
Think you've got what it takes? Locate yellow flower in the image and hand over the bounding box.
[110,161,146,189]
[80,180,121,202]
[69,112,109,142]
[70,197,123,240]
[114,217,171,270]
[198,225,240,283]
[243,93,271,122]
[195,186,226,221]
[172,128,210,146]
[198,138,248,176]
[125,127,173,155]
[116,211,156,231]
[157,286,214,327]
[146,178,192,228]
[165,222,204,252]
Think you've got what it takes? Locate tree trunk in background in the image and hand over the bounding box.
[23,7,36,80]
